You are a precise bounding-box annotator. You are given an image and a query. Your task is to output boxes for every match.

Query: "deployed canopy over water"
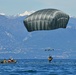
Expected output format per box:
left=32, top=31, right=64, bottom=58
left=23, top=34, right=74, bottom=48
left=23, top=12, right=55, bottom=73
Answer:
left=23, top=9, right=69, bottom=32
left=45, top=48, right=54, bottom=51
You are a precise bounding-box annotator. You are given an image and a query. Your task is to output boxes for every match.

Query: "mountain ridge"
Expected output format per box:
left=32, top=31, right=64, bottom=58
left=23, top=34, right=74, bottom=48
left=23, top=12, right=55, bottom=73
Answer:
left=0, top=15, right=76, bottom=59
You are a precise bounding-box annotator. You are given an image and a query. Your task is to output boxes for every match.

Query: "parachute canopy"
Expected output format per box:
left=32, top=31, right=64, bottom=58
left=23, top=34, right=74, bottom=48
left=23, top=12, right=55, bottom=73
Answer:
left=23, top=9, right=69, bottom=32
left=45, top=48, right=54, bottom=51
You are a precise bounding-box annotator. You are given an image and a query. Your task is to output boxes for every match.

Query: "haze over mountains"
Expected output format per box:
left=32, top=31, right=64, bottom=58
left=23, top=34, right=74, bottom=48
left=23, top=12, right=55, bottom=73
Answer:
left=0, top=12, right=76, bottom=59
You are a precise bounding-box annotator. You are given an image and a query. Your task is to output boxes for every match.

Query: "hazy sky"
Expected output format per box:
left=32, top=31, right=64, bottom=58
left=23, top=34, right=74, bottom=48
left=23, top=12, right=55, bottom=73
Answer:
left=0, top=0, right=76, bottom=16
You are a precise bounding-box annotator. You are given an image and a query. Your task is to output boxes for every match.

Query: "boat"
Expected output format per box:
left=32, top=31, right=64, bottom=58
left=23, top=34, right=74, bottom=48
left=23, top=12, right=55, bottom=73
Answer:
left=0, top=59, right=17, bottom=64
left=48, top=56, right=53, bottom=62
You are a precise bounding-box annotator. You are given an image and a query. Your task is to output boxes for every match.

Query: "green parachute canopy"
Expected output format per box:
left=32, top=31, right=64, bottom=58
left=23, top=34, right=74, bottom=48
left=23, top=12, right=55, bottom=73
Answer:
left=23, top=9, right=69, bottom=32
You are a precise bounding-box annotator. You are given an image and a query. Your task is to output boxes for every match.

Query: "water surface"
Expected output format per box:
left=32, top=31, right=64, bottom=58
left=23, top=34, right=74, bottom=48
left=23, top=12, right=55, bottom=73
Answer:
left=0, top=59, right=76, bottom=75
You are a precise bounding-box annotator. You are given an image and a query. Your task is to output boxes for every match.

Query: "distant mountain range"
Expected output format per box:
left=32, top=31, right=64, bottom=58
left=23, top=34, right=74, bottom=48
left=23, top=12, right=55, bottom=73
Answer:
left=0, top=14, right=76, bottom=59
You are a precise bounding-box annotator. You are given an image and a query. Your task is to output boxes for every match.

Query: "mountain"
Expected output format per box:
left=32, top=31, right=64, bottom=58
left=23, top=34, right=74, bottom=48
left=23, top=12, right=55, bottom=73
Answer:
left=0, top=15, right=76, bottom=59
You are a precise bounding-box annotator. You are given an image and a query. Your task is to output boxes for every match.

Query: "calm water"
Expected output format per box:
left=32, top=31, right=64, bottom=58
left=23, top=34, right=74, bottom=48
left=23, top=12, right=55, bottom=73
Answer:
left=0, top=59, right=76, bottom=75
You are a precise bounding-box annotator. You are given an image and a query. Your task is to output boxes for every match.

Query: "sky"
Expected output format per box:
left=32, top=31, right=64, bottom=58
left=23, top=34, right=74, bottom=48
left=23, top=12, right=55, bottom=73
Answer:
left=0, top=0, right=76, bottom=16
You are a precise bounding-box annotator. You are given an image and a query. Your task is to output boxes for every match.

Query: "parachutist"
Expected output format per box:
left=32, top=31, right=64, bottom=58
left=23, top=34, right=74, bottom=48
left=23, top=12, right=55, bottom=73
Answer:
left=48, top=56, right=53, bottom=62
left=23, top=9, right=69, bottom=61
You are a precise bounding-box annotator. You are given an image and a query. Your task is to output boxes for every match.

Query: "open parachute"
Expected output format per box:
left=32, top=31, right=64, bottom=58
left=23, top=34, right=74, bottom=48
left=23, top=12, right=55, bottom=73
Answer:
left=23, top=9, right=69, bottom=32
